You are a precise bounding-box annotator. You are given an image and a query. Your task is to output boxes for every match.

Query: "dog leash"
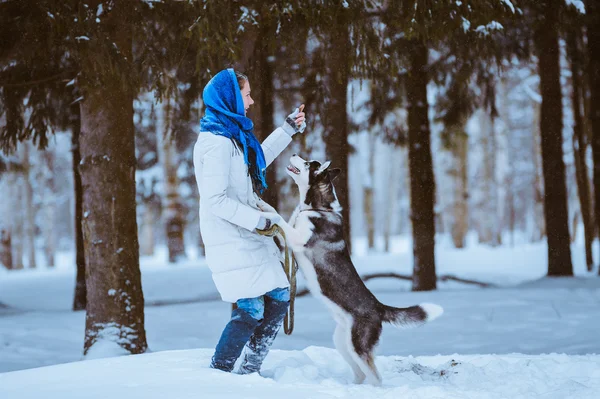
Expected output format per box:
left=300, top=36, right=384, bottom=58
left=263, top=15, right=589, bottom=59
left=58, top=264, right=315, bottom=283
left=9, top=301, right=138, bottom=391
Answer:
left=256, top=224, right=297, bottom=335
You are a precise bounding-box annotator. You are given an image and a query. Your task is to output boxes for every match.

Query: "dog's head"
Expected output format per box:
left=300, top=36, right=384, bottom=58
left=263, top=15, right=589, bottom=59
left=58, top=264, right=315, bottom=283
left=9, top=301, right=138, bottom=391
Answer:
left=286, top=154, right=341, bottom=207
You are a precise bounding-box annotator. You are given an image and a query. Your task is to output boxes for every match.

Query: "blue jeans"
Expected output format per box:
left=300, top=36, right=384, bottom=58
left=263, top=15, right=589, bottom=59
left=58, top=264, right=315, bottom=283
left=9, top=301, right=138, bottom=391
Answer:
left=210, top=287, right=290, bottom=373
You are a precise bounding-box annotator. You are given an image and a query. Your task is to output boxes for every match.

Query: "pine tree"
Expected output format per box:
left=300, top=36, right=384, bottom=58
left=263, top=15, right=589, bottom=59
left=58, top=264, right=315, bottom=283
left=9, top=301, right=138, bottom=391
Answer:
left=374, top=0, right=514, bottom=290
left=533, top=0, right=573, bottom=276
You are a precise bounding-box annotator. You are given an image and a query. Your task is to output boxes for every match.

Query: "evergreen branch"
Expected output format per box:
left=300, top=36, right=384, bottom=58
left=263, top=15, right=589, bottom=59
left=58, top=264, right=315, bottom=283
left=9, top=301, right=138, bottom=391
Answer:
left=0, top=72, right=75, bottom=88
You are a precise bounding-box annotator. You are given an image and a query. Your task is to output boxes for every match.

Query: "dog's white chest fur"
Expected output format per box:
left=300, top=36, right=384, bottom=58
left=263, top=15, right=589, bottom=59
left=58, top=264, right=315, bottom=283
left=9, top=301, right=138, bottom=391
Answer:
left=290, top=210, right=350, bottom=325
left=290, top=211, right=321, bottom=295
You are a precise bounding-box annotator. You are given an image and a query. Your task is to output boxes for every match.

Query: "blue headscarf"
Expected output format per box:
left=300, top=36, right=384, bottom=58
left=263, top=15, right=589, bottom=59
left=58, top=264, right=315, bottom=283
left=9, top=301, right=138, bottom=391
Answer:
left=200, top=68, right=268, bottom=193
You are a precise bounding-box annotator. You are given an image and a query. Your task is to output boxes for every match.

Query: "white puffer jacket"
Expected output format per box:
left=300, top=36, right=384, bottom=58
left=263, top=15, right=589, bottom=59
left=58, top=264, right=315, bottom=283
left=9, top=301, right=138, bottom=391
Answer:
left=193, top=127, right=292, bottom=303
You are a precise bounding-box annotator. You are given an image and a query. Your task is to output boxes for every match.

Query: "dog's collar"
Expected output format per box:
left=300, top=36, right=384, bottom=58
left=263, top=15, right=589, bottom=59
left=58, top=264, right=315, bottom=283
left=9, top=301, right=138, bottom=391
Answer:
left=299, top=208, right=336, bottom=213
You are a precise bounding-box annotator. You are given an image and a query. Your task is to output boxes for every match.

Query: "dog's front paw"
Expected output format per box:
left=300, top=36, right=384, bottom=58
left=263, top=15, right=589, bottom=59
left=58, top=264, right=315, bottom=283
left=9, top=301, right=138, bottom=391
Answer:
left=253, top=193, right=278, bottom=213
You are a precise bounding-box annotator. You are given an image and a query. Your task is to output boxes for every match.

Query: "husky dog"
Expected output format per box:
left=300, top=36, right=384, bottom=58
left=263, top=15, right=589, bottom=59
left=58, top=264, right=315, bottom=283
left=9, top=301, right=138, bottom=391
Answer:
left=256, top=154, right=443, bottom=386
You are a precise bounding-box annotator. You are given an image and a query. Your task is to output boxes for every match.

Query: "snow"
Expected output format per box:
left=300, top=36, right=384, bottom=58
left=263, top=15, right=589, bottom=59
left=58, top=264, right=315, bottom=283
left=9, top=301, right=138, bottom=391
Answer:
left=475, top=21, right=504, bottom=35
left=566, top=0, right=585, bottom=14
left=462, top=17, right=471, bottom=32
left=84, top=339, right=130, bottom=360
left=0, top=236, right=598, bottom=397
left=0, top=348, right=599, bottom=398
left=501, top=0, right=515, bottom=13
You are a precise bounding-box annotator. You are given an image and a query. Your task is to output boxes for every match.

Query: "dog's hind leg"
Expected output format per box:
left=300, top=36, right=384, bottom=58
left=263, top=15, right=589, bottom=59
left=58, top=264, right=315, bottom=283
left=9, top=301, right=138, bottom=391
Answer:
left=333, top=322, right=366, bottom=384
left=348, top=319, right=383, bottom=386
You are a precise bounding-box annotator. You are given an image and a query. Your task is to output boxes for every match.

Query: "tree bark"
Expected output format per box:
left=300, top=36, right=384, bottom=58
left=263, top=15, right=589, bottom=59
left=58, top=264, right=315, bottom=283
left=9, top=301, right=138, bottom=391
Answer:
left=448, top=121, right=469, bottom=249
left=8, top=172, right=24, bottom=270
left=0, top=229, right=11, bottom=269
left=365, top=136, right=375, bottom=250
left=478, top=110, right=501, bottom=246
left=406, top=40, right=436, bottom=291
left=322, top=12, right=352, bottom=253
left=534, top=4, right=573, bottom=276
left=79, top=3, right=147, bottom=355
left=237, top=11, right=278, bottom=207
left=531, top=102, right=546, bottom=242
left=21, top=141, right=36, bottom=268
left=42, top=147, right=57, bottom=268
left=72, top=107, right=87, bottom=312
left=155, top=98, right=186, bottom=263
left=139, top=200, right=157, bottom=257
left=567, top=28, right=594, bottom=271
left=383, top=144, right=398, bottom=252
left=586, top=0, right=600, bottom=274
left=252, top=17, right=278, bottom=208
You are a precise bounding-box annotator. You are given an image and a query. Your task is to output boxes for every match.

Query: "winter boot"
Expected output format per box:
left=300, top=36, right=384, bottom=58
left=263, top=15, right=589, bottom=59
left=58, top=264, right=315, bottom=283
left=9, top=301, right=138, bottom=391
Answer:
left=210, top=307, right=262, bottom=372
left=238, top=297, right=289, bottom=374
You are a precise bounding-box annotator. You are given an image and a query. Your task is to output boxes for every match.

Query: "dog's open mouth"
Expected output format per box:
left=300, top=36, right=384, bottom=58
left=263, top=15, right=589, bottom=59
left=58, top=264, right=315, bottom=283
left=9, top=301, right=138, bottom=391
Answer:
left=287, top=165, right=300, bottom=175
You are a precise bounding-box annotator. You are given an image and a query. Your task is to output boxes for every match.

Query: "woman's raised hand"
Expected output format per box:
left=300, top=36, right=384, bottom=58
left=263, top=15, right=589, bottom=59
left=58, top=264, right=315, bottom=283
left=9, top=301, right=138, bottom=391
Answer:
left=283, top=104, right=307, bottom=135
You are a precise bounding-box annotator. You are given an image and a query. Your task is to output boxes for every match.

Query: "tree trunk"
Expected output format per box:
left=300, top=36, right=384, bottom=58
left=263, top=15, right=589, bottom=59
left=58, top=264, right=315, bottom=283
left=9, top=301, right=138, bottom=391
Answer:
left=406, top=40, right=436, bottom=291
left=0, top=229, right=11, bottom=269
left=323, top=12, right=352, bottom=253
left=42, top=147, right=57, bottom=268
left=79, top=3, right=147, bottom=355
left=570, top=212, right=580, bottom=244
left=252, top=17, right=278, bottom=208
left=156, top=98, right=186, bottom=263
left=586, top=0, right=600, bottom=274
left=567, top=28, right=594, bottom=271
left=534, top=4, right=573, bottom=276
left=72, top=107, right=87, bottom=312
left=21, top=141, right=36, bottom=268
left=478, top=110, right=501, bottom=246
left=8, top=172, right=24, bottom=270
left=383, top=144, right=397, bottom=252
left=448, top=121, right=469, bottom=249
left=531, top=102, right=546, bottom=242
left=139, top=201, right=156, bottom=257
left=365, top=136, right=375, bottom=250
left=239, top=11, right=278, bottom=207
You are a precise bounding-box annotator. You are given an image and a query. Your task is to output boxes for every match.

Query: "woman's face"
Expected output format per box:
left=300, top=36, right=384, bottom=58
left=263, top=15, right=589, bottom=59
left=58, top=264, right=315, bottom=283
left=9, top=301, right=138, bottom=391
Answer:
left=240, top=80, right=254, bottom=115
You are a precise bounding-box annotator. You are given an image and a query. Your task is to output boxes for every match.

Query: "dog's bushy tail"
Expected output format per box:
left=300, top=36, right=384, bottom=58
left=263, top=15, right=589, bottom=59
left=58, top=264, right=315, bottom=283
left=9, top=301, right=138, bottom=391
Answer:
left=380, top=303, right=443, bottom=329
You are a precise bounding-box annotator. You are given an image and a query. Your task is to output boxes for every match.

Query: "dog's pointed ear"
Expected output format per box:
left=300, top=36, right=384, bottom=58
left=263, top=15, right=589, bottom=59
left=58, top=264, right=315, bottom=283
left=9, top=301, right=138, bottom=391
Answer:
left=316, top=161, right=331, bottom=175
left=328, top=168, right=341, bottom=181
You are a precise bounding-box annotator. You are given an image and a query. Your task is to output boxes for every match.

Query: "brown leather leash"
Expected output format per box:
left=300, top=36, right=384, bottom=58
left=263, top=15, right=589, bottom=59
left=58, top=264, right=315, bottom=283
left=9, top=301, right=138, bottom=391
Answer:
left=256, top=224, right=297, bottom=335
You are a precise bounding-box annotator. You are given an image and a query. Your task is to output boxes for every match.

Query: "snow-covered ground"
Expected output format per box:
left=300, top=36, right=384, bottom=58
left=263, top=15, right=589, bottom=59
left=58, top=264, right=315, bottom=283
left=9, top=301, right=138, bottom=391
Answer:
left=0, top=235, right=599, bottom=397
left=2, top=348, right=600, bottom=399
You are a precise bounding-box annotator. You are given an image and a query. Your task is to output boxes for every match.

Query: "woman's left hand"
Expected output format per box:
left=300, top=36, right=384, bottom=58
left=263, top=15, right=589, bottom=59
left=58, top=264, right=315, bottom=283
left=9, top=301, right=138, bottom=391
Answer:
left=254, top=193, right=277, bottom=213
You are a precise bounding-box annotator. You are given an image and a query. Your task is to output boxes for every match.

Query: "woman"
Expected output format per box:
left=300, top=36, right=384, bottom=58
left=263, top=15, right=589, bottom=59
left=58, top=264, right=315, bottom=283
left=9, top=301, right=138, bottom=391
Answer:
left=193, top=68, right=306, bottom=374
